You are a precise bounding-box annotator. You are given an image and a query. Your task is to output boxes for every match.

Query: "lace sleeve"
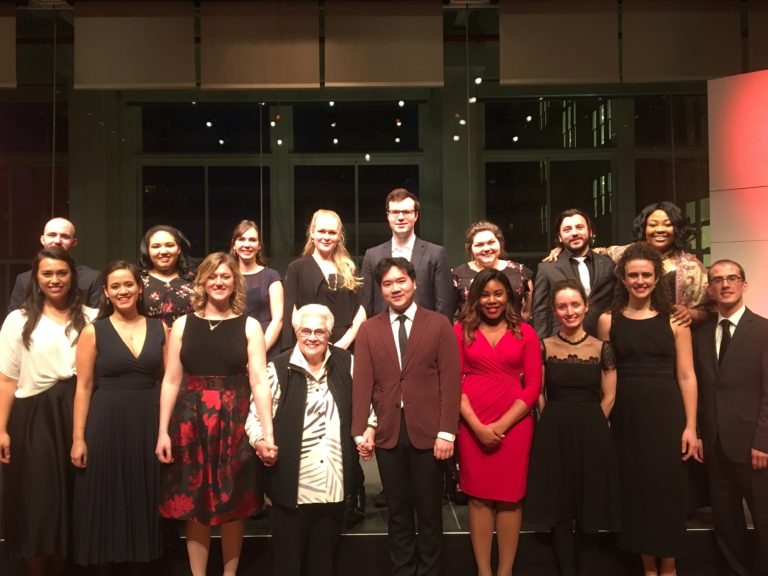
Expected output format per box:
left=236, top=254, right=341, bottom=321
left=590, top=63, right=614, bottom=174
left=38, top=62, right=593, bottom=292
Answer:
left=601, top=340, right=616, bottom=371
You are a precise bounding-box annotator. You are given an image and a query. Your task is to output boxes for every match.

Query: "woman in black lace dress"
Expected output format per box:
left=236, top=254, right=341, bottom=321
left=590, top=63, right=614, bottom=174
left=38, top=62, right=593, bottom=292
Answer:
left=526, top=279, right=620, bottom=576
left=139, top=225, right=196, bottom=327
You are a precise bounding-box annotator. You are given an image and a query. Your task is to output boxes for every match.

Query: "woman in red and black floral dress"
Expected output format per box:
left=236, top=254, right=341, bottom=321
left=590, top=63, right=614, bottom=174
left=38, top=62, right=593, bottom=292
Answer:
left=156, top=252, right=276, bottom=576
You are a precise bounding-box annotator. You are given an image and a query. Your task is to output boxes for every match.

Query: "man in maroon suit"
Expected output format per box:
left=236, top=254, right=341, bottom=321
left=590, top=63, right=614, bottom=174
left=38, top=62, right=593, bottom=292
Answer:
left=353, top=257, right=461, bottom=576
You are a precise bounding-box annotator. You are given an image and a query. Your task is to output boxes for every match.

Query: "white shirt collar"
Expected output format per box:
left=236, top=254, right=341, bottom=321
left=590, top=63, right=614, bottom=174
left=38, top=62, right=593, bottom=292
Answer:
left=388, top=301, right=417, bottom=324
left=289, top=344, right=331, bottom=375
left=718, top=304, right=746, bottom=327
left=391, top=232, right=416, bottom=252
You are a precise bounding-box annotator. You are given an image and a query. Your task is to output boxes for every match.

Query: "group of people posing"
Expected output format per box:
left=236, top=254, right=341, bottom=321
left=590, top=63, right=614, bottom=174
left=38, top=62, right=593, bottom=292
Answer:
left=0, top=190, right=765, bottom=576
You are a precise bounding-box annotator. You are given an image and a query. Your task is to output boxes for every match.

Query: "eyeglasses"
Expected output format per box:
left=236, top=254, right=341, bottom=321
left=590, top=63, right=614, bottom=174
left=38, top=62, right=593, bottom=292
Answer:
left=387, top=210, right=417, bottom=217
left=709, top=274, right=743, bottom=285
left=297, top=328, right=329, bottom=339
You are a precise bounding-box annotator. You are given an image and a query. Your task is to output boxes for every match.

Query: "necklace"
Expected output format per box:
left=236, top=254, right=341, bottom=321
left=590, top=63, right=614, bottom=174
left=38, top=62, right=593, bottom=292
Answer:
left=556, top=331, right=589, bottom=345
left=207, top=319, right=224, bottom=331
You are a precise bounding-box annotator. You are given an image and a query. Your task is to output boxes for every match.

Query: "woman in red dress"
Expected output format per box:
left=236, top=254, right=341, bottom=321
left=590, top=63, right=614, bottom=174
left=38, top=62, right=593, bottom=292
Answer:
left=455, top=268, right=542, bottom=576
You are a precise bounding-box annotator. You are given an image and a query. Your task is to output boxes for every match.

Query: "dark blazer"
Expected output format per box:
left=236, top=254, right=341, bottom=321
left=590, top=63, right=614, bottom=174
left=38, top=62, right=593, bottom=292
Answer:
left=693, top=308, right=768, bottom=464
left=267, top=346, right=354, bottom=508
left=352, top=306, right=461, bottom=450
left=360, top=238, right=455, bottom=321
left=7, top=264, right=102, bottom=314
left=532, top=249, right=615, bottom=338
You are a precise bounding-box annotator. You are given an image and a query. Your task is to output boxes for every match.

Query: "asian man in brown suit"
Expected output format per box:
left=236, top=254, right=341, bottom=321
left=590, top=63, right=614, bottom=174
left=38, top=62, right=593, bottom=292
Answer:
left=352, top=257, right=461, bottom=576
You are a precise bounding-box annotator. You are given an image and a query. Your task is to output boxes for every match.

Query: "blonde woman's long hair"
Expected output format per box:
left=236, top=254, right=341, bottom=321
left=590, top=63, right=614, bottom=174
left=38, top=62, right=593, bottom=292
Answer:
left=190, top=252, right=246, bottom=314
left=301, top=209, right=361, bottom=291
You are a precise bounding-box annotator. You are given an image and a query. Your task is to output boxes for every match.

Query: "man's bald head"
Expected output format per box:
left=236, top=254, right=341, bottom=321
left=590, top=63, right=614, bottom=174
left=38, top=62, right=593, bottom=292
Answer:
left=40, top=217, right=77, bottom=251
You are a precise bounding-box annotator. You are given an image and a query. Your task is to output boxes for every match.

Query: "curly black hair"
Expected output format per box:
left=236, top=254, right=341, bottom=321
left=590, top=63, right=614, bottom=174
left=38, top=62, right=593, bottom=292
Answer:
left=631, top=201, right=694, bottom=253
left=610, top=242, right=672, bottom=315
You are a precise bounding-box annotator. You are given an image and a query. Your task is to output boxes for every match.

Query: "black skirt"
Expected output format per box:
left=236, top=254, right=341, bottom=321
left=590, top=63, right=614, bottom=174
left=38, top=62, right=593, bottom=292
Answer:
left=1, top=378, right=76, bottom=559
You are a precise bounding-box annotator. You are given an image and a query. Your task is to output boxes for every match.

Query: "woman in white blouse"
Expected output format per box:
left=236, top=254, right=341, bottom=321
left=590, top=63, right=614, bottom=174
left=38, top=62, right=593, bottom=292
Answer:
left=0, top=247, right=97, bottom=575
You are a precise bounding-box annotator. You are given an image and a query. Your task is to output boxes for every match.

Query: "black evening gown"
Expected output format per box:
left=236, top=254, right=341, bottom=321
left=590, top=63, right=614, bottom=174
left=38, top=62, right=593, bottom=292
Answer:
left=73, top=317, right=165, bottom=564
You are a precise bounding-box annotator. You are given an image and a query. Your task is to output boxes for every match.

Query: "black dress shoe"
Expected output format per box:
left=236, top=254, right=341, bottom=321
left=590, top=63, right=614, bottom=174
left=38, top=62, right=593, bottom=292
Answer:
left=345, top=487, right=366, bottom=528
left=372, top=489, right=387, bottom=508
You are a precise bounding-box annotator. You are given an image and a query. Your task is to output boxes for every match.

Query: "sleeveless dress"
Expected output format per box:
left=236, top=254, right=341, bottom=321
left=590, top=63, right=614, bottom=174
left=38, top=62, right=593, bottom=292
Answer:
left=159, top=314, right=260, bottom=525
left=243, top=267, right=282, bottom=359
left=610, top=313, right=687, bottom=557
left=73, top=317, right=165, bottom=564
left=454, top=322, right=542, bottom=502
left=525, top=335, right=621, bottom=533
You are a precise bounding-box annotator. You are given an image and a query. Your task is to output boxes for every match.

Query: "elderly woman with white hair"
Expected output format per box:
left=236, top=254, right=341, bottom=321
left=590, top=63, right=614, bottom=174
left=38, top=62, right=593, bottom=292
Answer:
left=247, top=304, right=371, bottom=576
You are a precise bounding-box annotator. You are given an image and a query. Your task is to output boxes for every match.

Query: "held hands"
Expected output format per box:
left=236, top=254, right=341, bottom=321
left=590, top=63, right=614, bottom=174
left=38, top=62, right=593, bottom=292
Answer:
left=681, top=427, right=702, bottom=462
left=357, top=427, right=376, bottom=461
left=254, top=439, right=279, bottom=467
left=0, top=432, right=10, bottom=464
left=155, top=432, right=174, bottom=464
left=70, top=440, right=87, bottom=468
left=474, top=423, right=504, bottom=450
left=433, top=437, right=454, bottom=461
left=752, top=448, right=768, bottom=471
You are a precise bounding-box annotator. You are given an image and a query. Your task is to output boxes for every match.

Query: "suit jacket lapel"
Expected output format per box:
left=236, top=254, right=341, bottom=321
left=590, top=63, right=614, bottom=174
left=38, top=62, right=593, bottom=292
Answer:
left=554, top=253, right=574, bottom=281
left=702, top=319, right=719, bottom=374
left=410, top=238, right=426, bottom=273
left=375, top=312, right=401, bottom=372
left=402, top=306, right=429, bottom=371
left=721, top=309, right=753, bottom=370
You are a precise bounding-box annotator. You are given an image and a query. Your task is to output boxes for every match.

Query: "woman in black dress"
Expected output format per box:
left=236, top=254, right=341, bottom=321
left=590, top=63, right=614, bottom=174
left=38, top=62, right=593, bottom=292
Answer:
left=230, top=219, right=283, bottom=358
left=139, top=225, right=196, bottom=327
left=71, top=261, right=166, bottom=567
left=597, top=243, right=700, bottom=576
left=282, top=209, right=366, bottom=350
left=156, top=252, right=275, bottom=576
left=526, top=279, right=620, bottom=576
left=453, top=221, right=533, bottom=320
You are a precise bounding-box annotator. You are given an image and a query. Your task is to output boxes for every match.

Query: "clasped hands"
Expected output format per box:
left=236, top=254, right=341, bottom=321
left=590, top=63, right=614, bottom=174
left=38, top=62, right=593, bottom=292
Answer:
left=355, top=426, right=455, bottom=461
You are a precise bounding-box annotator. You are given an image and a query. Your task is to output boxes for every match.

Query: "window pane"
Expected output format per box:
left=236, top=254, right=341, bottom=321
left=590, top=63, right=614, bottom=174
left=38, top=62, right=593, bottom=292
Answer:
left=293, top=102, right=419, bottom=153
left=0, top=103, right=68, bottom=153
left=142, top=103, right=271, bottom=154
left=142, top=166, right=205, bottom=257
left=358, top=165, right=419, bottom=254
left=485, top=162, right=548, bottom=254
left=485, top=98, right=614, bottom=150
left=293, top=166, right=356, bottom=257
left=635, top=95, right=707, bottom=148
left=208, top=166, right=271, bottom=255
left=550, top=160, right=614, bottom=247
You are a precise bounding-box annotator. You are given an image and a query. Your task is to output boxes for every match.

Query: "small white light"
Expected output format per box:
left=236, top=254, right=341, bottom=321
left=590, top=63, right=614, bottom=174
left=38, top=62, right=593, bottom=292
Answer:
left=277, top=139, right=283, bottom=146
left=218, top=139, right=225, bottom=145
left=512, top=136, right=519, bottom=142
left=453, top=134, right=460, bottom=142
left=468, top=96, right=477, bottom=104
left=364, top=154, right=371, bottom=161
left=395, top=137, right=401, bottom=143
left=331, top=122, right=337, bottom=128
left=333, top=138, right=339, bottom=144
left=329, top=101, right=335, bottom=107
left=398, top=100, right=405, bottom=107
left=526, top=115, right=532, bottom=122
left=474, top=77, right=483, bottom=85
left=270, top=121, right=276, bottom=127
left=396, top=119, right=402, bottom=127
left=206, top=121, right=213, bottom=128
left=191, top=101, right=197, bottom=105
left=459, top=119, right=467, bottom=125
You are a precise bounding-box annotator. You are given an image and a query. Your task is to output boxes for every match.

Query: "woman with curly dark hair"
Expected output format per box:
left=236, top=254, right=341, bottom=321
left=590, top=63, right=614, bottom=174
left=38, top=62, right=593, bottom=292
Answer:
left=139, top=225, right=197, bottom=327
left=0, top=247, right=96, bottom=576
left=156, top=252, right=275, bottom=576
left=597, top=243, right=700, bottom=576
left=455, top=268, right=542, bottom=576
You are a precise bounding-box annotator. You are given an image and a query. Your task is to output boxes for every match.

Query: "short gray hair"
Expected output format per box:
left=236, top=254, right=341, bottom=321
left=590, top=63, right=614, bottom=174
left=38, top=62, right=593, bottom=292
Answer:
left=292, top=303, right=335, bottom=334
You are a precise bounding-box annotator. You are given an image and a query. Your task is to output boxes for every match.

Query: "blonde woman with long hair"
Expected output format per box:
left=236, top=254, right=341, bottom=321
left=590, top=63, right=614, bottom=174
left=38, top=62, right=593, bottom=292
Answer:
left=282, top=209, right=366, bottom=351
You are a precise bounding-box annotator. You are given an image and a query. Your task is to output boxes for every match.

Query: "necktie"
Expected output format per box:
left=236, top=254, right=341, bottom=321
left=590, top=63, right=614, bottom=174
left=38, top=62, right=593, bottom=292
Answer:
left=719, top=319, right=732, bottom=365
left=573, top=256, right=591, bottom=296
left=397, top=314, right=408, bottom=366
